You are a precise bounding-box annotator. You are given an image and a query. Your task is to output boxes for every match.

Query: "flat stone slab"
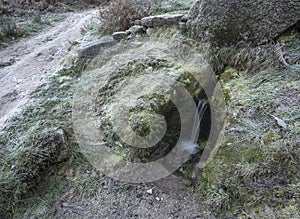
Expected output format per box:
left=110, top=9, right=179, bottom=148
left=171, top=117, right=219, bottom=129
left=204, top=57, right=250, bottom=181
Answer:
left=77, top=38, right=118, bottom=58
left=141, top=14, right=184, bottom=28
left=112, top=31, right=128, bottom=41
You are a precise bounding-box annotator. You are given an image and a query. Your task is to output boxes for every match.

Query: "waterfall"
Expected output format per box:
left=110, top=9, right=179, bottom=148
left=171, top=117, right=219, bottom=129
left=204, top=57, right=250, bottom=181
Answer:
left=191, top=100, right=208, bottom=144
left=177, top=100, right=208, bottom=156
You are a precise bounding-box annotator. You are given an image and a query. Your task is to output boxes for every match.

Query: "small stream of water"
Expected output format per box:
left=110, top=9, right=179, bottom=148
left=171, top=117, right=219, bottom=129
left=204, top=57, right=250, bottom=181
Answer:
left=178, top=99, right=208, bottom=156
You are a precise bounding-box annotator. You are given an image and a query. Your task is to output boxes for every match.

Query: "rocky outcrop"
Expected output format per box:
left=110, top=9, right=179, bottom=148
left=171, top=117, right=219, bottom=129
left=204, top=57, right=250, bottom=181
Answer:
left=187, top=0, right=300, bottom=46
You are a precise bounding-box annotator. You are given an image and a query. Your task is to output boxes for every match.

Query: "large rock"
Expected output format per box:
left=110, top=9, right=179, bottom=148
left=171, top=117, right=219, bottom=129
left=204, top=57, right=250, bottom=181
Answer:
left=141, top=14, right=184, bottom=28
left=77, top=38, right=118, bottom=58
left=187, top=0, right=300, bottom=46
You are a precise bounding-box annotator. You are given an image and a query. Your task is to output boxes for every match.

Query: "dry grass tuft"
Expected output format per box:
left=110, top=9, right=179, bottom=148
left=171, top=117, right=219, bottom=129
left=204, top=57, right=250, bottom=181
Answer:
left=99, top=0, right=157, bottom=34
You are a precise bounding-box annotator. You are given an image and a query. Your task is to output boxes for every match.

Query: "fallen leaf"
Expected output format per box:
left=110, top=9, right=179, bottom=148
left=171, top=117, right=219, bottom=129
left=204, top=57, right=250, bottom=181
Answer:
left=270, top=114, right=287, bottom=129
left=64, top=168, right=74, bottom=177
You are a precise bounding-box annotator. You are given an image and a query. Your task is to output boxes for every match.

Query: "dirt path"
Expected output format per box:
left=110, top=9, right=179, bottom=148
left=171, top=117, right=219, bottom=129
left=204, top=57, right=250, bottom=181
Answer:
left=0, top=9, right=98, bottom=127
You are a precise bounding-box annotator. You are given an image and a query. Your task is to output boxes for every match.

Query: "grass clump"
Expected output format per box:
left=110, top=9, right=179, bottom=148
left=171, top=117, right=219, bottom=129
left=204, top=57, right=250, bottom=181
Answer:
left=0, top=13, right=62, bottom=48
left=0, top=52, right=91, bottom=217
left=25, top=13, right=62, bottom=34
left=0, top=18, right=25, bottom=45
left=207, top=27, right=300, bottom=76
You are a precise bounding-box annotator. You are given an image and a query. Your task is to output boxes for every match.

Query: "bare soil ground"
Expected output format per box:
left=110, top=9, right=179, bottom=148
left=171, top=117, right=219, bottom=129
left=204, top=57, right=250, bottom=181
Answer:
left=0, top=9, right=98, bottom=127
left=50, top=174, right=206, bottom=218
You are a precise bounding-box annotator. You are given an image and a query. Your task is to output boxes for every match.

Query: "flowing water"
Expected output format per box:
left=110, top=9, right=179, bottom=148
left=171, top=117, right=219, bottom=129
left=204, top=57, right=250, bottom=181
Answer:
left=178, top=99, right=208, bottom=156
left=191, top=100, right=208, bottom=144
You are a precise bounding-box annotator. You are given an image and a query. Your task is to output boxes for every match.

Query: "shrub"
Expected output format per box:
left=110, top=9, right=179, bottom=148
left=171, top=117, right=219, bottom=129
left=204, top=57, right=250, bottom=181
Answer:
left=99, top=0, right=157, bottom=34
left=0, top=18, right=25, bottom=43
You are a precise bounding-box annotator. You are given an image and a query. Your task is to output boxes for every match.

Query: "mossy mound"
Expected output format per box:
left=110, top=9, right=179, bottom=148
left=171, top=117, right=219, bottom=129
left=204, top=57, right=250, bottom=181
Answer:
left=73, top=35, right=218, bottom=182
left=197, top=33, right=300, bottom=217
